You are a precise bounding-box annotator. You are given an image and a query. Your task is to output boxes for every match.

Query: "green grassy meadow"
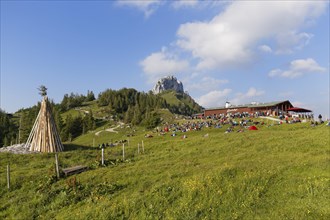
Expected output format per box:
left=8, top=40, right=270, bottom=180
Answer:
left=0, top=121, right=329, bottom=219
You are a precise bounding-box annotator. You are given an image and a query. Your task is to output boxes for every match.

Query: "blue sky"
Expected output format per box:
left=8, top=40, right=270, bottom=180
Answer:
left=1, top=0, right=329, bottom=118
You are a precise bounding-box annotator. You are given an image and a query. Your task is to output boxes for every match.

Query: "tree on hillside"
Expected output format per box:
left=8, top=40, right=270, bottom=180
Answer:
left=0, top=110, right=12, bottom=146
left=60, top=93, right=86, bottom=111
left=53, top=107, right=64, bottom=133
left=61, top=114, right=72, bottom=141
left=124, top=106, right=134, bottom=124
left=142, top=108, right=161, bottom=129
left=97, top=88, right=170, bottom=125
left=131, top=105, right=142, bottom=125
left=61, top=112, right=96, bottom=141
left=82, top=111, right=96, bottom=134
left=86, top=90, right=95, bottom=101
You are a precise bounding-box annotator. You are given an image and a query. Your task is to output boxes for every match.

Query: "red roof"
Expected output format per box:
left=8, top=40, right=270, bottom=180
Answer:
left=287, top=107, right=312, bottom=113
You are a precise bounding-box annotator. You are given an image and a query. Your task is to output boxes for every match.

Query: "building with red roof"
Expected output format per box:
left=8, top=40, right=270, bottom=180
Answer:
left=203, top=100, right=306, bottom=117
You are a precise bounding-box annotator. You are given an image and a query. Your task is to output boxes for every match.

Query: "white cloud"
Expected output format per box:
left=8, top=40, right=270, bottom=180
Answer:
left=186, top=77, right=228, bottom=92
left=176, top=1, right=327, bottom=70
left=268, top=58, right=326, bottom=78
left=116, top=0, right=163, bottom=18
left=140, top=48, right=189, bottom=83
left=172, top=0, right=199, bottom=9
left=245, top=87, right=265, bottom=97
left=196, top=89, right=232, bottom=108
left=258, top=45, right=272, bottom=53
left=268, top=69, right=282, bottom=77
left=196, top=87, right=265, bottom=108
left=275, top=32, right=313, bottom=54
left=231, top=87, right=265, bottom=105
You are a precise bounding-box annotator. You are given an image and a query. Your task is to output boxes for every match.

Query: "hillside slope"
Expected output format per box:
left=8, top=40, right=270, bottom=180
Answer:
left=1, top=85, right=205, bottom=147
left=159, top=90, right=203, bottom=115
left=0, top=122, right=329, bottom=219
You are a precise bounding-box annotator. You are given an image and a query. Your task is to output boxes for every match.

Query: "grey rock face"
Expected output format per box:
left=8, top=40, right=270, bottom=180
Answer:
left=152, top=76, right=184, bottom=94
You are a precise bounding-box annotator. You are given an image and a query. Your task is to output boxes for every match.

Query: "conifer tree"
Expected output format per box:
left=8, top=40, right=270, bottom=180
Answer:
left=132, top=105, right=142, bottom=125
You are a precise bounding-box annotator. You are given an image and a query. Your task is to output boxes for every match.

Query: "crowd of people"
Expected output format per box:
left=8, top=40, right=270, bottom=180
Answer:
left=154, top=111, right=328, bottom=136
left=155, top=115, right=265, bottom=136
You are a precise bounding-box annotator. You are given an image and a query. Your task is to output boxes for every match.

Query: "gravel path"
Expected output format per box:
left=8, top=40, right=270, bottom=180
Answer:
left=95, top=123, right=123, bottom=136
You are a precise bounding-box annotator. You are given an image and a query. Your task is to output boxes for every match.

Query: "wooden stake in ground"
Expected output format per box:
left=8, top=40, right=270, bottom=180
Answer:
left=55, top=153, right=60, bottom=179
left=25, top=91, right=64, bottom=153
left=122, top=144, right=125, bottom=161
left=7, top=164, right=10, bottom=190
left=101, top=148, right=104, bottom=165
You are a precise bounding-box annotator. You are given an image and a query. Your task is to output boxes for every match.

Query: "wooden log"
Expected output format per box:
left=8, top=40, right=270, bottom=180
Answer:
left=25, top=109, right=41, bottom=148
left=49, top=102, right=64, bottom=152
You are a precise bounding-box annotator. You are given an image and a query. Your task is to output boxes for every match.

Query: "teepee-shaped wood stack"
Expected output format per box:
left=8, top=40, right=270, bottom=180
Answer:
left=25, top=96, right=64, bottom=153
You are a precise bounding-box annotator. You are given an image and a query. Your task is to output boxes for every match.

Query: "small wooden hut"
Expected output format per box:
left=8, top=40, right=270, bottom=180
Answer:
left=25, top=95, right=64, bottom=153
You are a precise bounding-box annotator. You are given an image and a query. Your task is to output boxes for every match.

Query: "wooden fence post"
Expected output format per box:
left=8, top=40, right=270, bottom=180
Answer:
left=55, top=153, right=60, bottom=179
left=7, top=164, right=10, bottom=190
left=122, top=144, right=125, bottom=161
left=101, top=148, right=104, bottom=165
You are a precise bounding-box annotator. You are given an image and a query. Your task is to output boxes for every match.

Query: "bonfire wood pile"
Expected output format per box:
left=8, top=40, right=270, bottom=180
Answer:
left=25, top=96, right=64, bottom=153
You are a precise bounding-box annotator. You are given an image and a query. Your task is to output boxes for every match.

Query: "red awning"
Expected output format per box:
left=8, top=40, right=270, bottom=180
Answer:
left=287, top=107, right=312, bottom=113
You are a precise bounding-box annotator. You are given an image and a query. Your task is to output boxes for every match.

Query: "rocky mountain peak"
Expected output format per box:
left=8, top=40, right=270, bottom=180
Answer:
left=152, top=76, right=184, bottom=94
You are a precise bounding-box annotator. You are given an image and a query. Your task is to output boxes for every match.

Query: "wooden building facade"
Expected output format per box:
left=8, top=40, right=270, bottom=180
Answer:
left=204, top=100, right=294, bottom=117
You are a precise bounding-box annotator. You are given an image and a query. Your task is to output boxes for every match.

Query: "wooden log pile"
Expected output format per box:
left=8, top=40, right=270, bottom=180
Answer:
left=25, top=96, right=64, bottom=152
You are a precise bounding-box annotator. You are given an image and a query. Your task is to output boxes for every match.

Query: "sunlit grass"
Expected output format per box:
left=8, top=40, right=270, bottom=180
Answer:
left=0, top=122, right=329, bottom=219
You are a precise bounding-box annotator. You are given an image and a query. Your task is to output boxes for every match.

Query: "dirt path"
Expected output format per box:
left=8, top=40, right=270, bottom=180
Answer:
left=95, top=123, right=123, bottom=136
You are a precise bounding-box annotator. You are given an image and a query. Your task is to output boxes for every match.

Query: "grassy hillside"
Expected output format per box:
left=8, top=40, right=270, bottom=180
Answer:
left=159, top=90, right=203, bottom=114
left=61, top=92, right=179, bottom=122
left=160, top=90, right=182, bottom=106
left=0, top=121, right=329, bottom=219
left=61, top=100, right=110, bottom=120
left=2, top=88, right=199, bottom=147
